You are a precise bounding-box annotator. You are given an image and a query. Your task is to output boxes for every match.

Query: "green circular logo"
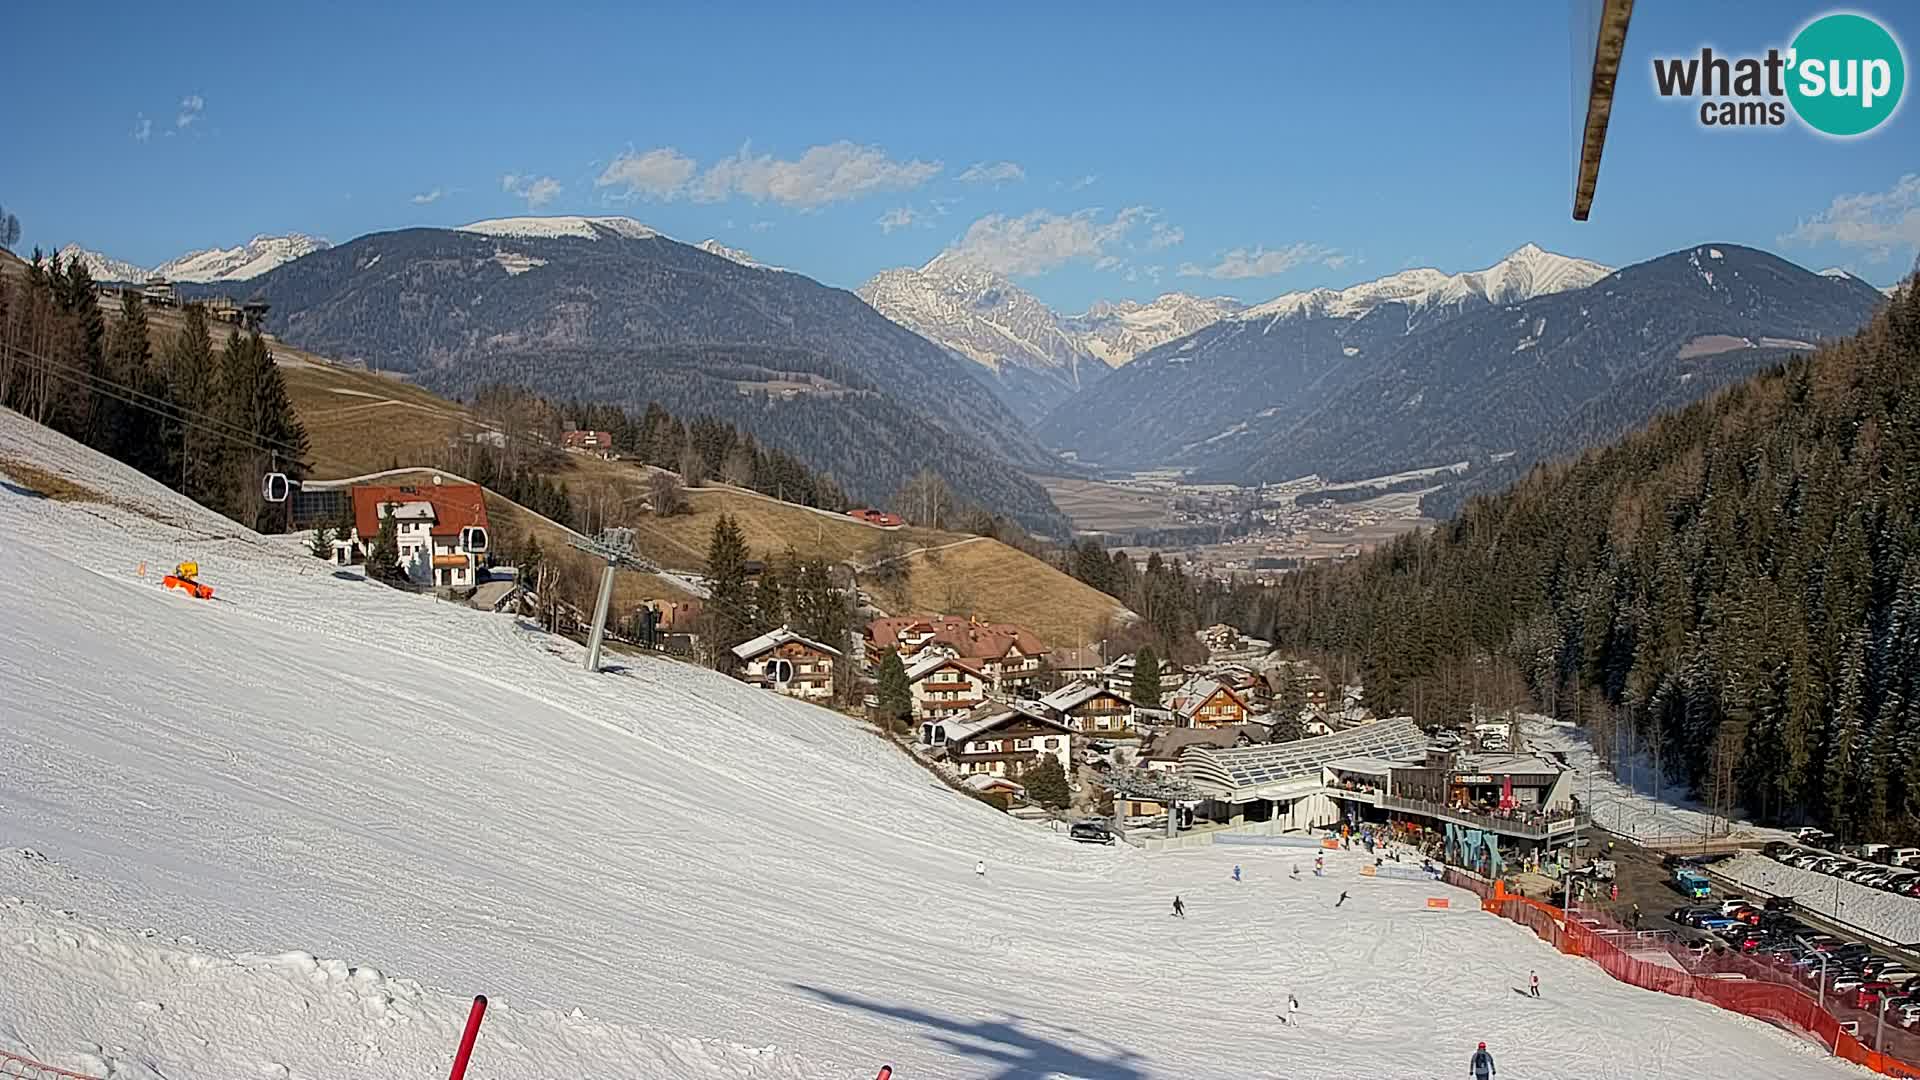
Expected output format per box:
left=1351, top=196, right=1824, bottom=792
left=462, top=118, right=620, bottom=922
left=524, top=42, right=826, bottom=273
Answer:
left=1788, top=13, right=1905, bottom=136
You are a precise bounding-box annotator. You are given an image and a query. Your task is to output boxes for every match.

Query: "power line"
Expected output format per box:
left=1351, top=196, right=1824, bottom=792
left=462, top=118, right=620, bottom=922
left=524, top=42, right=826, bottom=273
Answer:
left=3, top=342, right=311, bottom=463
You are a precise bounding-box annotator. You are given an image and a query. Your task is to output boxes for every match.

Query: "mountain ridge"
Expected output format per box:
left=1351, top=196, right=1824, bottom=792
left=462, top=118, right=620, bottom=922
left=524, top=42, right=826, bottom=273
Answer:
left=56, top=234, right=329, bottom=284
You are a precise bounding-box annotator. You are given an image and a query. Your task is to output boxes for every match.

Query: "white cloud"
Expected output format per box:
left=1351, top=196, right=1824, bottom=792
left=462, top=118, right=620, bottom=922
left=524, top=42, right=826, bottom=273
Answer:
left=1055, top=174, right=1098, bottom=192
left=939, top=206, right=1150, bottom=276
left=876, top=207, right=925, bottom=234
left=1178, top=242, right=1344, bottom=280
left=1782, top=173, right=1920, bottom=264
left=749, top=220, right=773, bottom=233
left=132, top=114, right=151, bottom=142
left=956, top=160, right=1025, bottom=185
left=595, top=147, right=699, bottom=200
left=176, top=95, right=204, bottom=129
left=501, top=173, right=562, bottom=208
left=693, top=141, right=941, bottom=208
left=1147, top=222, right=1184, bottom=250
left=411, top=188, right=446, bottom=205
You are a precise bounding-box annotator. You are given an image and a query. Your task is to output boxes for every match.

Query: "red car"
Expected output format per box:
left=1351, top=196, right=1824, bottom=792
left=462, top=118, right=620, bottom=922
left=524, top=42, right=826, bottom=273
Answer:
left=1857, top=981, right=1902, bottom=1009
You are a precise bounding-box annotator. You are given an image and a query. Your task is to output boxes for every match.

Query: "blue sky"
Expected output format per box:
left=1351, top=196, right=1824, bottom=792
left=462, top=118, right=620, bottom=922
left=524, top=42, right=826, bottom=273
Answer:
left=2, top=1, right=1915, bottom=311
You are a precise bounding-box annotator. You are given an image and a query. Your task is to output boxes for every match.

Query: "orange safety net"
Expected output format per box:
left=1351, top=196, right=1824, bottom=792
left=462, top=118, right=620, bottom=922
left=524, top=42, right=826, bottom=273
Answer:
left=1473, top=881, right=1920, bottom=1078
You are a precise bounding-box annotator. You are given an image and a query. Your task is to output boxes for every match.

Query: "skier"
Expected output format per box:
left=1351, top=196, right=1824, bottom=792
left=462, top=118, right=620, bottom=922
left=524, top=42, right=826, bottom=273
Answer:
left=1313, top=853, right=1325, bottom=877
left=1233, top=864, right=1242, bottom=883
left=1290, top=864, right=1301, bottom=880
left=975, top=859, right=985, bottom=879
left=1529, top=970, right=1540, bottom=998
left=1335, top=890, right=1350, bottom=908
left=1278, top=994, right=1300, bottom=1024
left=1470, top=1041, right=1496, bottom=1079
left=1631, top=903, right=1642, bottom=930
left=1171, top=895, right=1186, bottom=918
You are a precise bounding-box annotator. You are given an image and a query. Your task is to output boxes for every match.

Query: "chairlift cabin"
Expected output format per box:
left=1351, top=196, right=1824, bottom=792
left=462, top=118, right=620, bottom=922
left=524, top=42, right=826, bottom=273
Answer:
left=767, top=657, right=795, bottom=686
left=460, top=525, right=489, bottom=553
left=262, top=471, right=290, bottom=503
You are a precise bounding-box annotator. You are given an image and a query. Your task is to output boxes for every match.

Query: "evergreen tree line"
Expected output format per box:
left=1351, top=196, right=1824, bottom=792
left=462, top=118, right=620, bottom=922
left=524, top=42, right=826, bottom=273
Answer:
left=1233, top=286, right=1920, bottom=841
left=1057, top=538, right=1252, bottom=665
left=0, top=250, right=308, bottom=532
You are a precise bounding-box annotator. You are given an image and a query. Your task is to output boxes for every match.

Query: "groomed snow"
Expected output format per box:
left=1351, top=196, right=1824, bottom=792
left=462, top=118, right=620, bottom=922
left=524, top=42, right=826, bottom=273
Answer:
left=1521, top=716, right=1787, bottom=845
left=0, top=410, right=1866, bottom=1079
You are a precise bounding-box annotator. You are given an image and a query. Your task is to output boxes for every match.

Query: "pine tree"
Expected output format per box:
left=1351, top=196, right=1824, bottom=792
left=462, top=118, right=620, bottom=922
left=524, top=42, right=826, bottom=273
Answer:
left=1132, top=646, right=1162, bottom=707
left=754, top=549, right=787, bottom=632
left=308, top=524, right=334, bottom=560
left=705, top=513, right=752, bottom=664
left=365, top=504, right=406, bottom=584
left=1022, top=755, right=1071, bottom=810
left=876, top=649, right=912, bottom=733
left=166, top=305, right=226, bottom=510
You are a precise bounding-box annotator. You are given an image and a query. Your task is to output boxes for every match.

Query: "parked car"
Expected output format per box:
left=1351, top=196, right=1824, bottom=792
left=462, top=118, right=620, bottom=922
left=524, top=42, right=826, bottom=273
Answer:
left=1762, top=895, right=1796, bottom=912
left=1718, top=897, right=1754, bottom=916
left=1893, top=847, right=1920, bottom=868
left=1068, top=820, right=1115, bottom=846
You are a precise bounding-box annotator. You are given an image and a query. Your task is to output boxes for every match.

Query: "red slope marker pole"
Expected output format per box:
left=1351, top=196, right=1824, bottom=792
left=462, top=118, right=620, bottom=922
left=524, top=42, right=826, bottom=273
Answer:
left=875, top=1068, right=893, bottom=1080
left=449, top=994, right=489, bottom=1080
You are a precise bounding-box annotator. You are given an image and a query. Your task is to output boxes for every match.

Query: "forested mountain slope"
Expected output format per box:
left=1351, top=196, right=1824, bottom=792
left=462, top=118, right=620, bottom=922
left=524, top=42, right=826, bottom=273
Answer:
left=1247, top=281, right=1920, bottom=839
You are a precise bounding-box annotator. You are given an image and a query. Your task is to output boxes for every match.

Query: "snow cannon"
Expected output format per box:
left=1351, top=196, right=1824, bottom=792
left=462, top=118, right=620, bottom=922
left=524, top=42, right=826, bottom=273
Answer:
left=163, top=561, right=214, bottom=600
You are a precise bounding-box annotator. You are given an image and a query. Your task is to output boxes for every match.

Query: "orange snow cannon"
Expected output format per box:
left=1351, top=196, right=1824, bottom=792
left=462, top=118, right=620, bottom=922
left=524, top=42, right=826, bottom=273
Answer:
left=163, top=561, right=215, bottom=600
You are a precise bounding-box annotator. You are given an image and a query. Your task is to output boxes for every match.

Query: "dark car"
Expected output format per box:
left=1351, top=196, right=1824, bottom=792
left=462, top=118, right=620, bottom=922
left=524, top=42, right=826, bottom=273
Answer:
left=1069, top=821, right=1115, bottom=846
left=1763, top=895, right=1796, bottom=912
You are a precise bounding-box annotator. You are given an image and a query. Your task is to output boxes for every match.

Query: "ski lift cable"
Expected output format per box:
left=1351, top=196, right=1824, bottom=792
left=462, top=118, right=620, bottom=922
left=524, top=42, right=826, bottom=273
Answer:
left=4, top=341, right=313, bottom=458
left=3, top=343, right=313, bottom=463
left=12, top=352, right=308, bottom=470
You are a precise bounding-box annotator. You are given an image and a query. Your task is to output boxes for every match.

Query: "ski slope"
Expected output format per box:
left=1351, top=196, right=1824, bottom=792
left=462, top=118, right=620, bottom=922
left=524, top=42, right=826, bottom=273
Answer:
left=0, top=409, right=1867, bottom=1079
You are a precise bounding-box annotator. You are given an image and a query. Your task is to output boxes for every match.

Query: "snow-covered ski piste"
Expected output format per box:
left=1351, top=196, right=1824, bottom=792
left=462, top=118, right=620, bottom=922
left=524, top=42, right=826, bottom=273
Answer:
left=0, top=405, right=1870, bottom=1078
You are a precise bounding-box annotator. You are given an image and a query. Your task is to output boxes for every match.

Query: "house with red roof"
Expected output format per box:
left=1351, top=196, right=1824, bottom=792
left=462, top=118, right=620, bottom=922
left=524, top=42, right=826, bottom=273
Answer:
left=866, top=614, right=1050, bottom=695
left=904, top=653, right=992, bottom=723
left=341, top=480, right=492, bottom=590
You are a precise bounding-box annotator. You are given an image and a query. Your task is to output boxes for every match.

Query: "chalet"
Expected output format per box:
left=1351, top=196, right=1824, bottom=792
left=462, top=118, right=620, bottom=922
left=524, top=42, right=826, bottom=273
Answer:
left=562, top=429, right=617, bottom=457
left=867, top=614, right=1048, bottom=694
left=342, top=481, right=491, bottom=590
left=922, top=701, right=1074, bottom=781
left=1170, top=678, right=1250, bottom=729
left=141, top=276, right=176, bottom=307
left=731, top=626, right=842, bottom=701
left=1214, top=665, right=1271, bottom=712
left=905, top=653, right=992, bottom=722
left=1121, top=725, right=1267, bottom=817
left=1098, top=652, right=1176, bottom=701
left=1038, top=681, right=1137, bottom=735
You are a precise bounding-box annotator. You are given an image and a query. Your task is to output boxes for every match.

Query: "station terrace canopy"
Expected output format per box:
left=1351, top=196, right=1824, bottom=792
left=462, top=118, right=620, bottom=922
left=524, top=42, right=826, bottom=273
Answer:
left=1180, top=718, right=1429, bottom=797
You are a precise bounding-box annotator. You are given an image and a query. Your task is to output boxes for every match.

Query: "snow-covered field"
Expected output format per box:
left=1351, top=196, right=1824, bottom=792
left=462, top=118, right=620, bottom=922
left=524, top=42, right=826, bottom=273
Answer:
left=1714, top=853, right=1920, bottom=946
left=0, top=411, right=1866, bottom=1079
left=1521, top=716, right=1787, bottom=844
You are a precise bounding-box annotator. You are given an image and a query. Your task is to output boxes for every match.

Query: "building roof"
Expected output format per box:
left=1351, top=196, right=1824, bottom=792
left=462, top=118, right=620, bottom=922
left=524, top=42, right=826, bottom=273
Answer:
left=904, top=652, right=985, bottom=683
left=1179, top=718, right=1428, bottom=794
left=936, top=701, right=1072, bottom=745
left=351, top=482, right=489, bottom=543
left=1039, top=680, right=1132, bottom=713
left=1453, top=753, right=1566, bottom=777
left=1173, top=678, right=1246, bottom=720
left=730, top=626, right=844, bottom=661
left=867, top=614, right=1048, bottom=663
left=1143, top=725, right=1267, bottom=762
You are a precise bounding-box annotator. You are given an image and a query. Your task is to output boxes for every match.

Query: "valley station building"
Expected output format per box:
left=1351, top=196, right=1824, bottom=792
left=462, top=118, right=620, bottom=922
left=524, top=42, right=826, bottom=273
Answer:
left=1171, top=719, right=1588, bottom=876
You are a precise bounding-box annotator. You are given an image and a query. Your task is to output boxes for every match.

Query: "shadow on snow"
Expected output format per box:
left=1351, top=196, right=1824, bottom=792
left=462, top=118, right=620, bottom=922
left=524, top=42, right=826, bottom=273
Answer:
left=791, top=983, right=1152, bottom=1080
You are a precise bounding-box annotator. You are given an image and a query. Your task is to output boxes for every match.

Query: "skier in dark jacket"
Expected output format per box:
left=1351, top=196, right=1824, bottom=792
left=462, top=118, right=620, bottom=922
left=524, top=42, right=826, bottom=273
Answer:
left=1470, top=1042, right=1496, bottom=1078
left=1335, top=890, right=1350, bottom=907
left=1171, top=895, right=1185, bottom=918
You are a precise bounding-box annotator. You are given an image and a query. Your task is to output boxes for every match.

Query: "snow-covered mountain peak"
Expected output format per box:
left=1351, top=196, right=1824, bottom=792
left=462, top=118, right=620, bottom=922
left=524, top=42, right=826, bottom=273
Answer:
left=156, top=233, right=331, bottom=283
left=1238, top=245, right=1610, bottom=325
left=694, top=238, right=782, bottom=272
left=54, top=244, right=149, bottom=284
left=457, top=216, right=659, bottom=242
left=51, top=234, right=328, bottom=284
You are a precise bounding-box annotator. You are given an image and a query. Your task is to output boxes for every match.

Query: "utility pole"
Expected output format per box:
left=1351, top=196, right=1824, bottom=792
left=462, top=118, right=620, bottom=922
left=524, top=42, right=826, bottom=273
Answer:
left=569, top=526, right=659, bottom=674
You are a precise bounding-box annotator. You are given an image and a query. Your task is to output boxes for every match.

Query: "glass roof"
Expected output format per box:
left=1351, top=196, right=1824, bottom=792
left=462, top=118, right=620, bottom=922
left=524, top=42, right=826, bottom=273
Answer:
left=1181, top=719, right=1428, bottom=792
